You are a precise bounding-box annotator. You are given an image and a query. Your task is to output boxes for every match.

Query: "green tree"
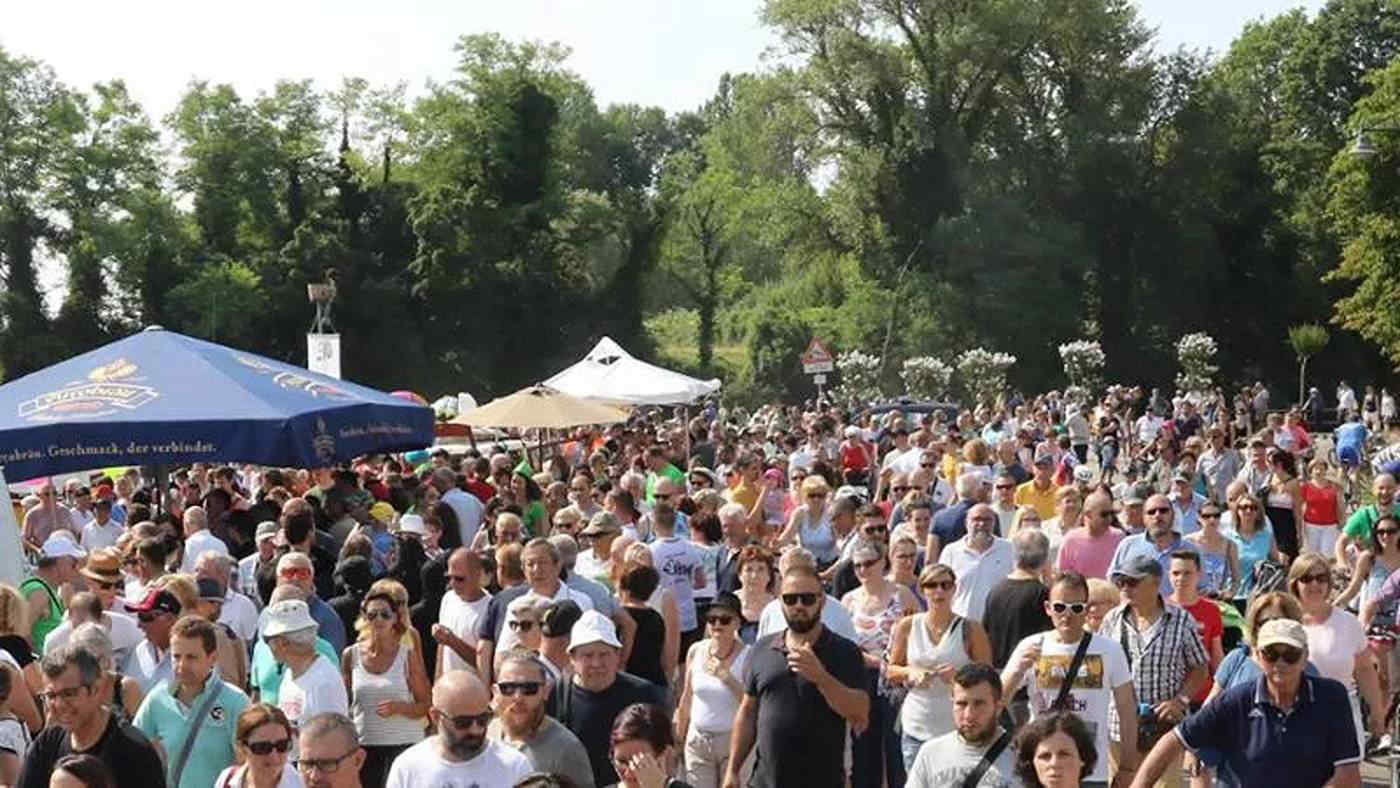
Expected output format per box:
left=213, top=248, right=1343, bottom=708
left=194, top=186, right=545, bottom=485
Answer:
left=1287, top=324, right=1330, bottom=403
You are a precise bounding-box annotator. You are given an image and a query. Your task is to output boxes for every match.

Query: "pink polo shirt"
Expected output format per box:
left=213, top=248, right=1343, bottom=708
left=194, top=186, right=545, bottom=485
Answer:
left=1055, top=526, right=1124, bottom=579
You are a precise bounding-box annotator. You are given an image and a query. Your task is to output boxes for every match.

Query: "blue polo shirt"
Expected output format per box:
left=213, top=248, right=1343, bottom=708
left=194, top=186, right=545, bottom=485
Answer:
left=1177, top=674, right=1359, bottom=787
left=132, top=674, right=250, bottom=788
left=1107, top=532, right=1197, bottom=595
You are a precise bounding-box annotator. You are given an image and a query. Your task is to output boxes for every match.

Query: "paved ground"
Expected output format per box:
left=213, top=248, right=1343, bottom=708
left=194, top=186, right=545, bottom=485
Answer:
left=1364, top=754, right=1393, bottom=786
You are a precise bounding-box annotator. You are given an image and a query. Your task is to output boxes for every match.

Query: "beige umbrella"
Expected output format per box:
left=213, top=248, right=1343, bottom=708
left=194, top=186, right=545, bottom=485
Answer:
left=452, top=384, right=630, bottom=429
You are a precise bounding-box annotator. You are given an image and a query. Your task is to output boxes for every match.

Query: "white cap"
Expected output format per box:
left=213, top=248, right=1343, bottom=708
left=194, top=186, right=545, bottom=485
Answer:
left=1073, top=465, right=1094, bottom=484
left=260, top=600, right=317, bottom=639
left=41, top=532, right=85, bottom=560
left=844, top=425, right=861, bottom=439
left=397, top=513, right=426, bottom=535
left=568, top=609, right=621, bottom=652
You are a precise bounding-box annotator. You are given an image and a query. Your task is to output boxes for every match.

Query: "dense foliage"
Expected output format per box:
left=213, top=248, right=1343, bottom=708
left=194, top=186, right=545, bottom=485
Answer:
left=3, top=1, right=1400, bottom=405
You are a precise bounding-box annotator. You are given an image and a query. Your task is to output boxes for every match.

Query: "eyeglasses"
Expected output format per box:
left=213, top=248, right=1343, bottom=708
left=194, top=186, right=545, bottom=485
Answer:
left=245, top=737, right=292, bottom=755
left=1145, top=507, right=1170, bottom=515
left=864, top=525, right=887, bottom=535
left=39, top=684, right=90, bottom=703
left=854, top=559, right=882, bottom=571
left=1298, top=573, right=1330, bottom=586
left=921, top=580, right=955, bottom=592
left=363, top=609, right=395, bottom=621
left=1050, top=601, right=1088, bottom=615
left=781, top=592, right=819, bottom=607
left=1260, top=645, right=1304, bottom=665
left=1380, top=529, right=1400, bottom=537
left=1200, top=512, right=1220, bottom=520
left=1113, top=576, right=1142, bottom=589
left=495, top=681, right=543, bottom=697
left=508, top=620, right=538, bottom=632
left=297, top=748, right=358, bottom=774
left=706, top=614, right=736, bottom=626
left=434, top=708, right=493, bottom=730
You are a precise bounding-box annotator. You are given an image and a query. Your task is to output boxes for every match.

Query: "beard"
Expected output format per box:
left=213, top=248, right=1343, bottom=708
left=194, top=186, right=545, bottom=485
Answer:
left=785, top=610, right=818, bottom=634
left=959, top=718, right=998, bottom=747
left=442, top=725, right=487, bottom=760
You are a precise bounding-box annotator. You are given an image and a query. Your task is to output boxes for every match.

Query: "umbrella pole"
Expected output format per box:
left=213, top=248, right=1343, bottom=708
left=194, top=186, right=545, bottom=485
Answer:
left=683, top=405, right=690, bottom=466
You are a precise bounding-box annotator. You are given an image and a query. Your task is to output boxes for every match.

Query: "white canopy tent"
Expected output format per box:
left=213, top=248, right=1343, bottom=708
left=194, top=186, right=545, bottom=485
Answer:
left=544, top=337, right=721, bottom=406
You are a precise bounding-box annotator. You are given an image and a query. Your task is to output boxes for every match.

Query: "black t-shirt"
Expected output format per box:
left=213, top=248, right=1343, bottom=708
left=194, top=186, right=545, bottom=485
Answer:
left=17, top=713, right=166, bottom=788
left=982, top=577, right=1051, bottom=671
left=623, top=605, right=667, bottom=686
left=745, top=627, right=866, bottom=788
left=0, top=635, right=34, bottom=667
left=547, top=671, right=666, bottom=787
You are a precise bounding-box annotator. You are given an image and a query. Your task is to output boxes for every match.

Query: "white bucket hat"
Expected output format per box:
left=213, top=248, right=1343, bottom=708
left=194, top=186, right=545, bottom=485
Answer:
left=261, top=600, right=317, bottom=639
left=568, top=609, right=621, bottom=652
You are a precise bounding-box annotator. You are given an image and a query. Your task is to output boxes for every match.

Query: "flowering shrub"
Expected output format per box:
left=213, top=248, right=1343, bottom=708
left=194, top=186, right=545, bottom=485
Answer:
left=901, top=356, right=953, bottom=400
left=1175, top=332, right=1218, bottom=398
left=1058, top=340, right=1105, bottom=394
left=957, top=348, right=1016, bottom=406
left=834, top=350, right=884, bottom=405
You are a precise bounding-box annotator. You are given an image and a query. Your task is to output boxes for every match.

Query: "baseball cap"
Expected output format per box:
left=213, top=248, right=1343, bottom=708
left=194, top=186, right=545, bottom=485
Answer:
left=1123, top=483, right=1152, bottom=505
left=541, top=599, right=583, bottom=638
left=1256, top=618, right=1308, bottom=651
left=708, top=591, right=742, bottom=618
left=41, top=533, right=85, bottom=561
left=369, top=502, right=396, bottom=525
left=255, top=521, right=279, bottom=544
left=568, top=609, right=622, bottom=652
left=1113, top=555, right=1163, bottom=580
left=579, top=512, right=621, bottom=537
left=125, top=589, right=181, bottom=616
left=1073, top=466, right=1094, bottom=484
left=1172, top=471, right=1192, bottom=484
left=396, top=513, right=426, bottom=535
left=261, top=600, right=318, bottom=639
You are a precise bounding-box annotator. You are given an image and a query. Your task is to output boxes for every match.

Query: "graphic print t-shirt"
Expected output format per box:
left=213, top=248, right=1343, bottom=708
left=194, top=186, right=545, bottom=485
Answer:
left=1006, top=632, right=1131, bottom=784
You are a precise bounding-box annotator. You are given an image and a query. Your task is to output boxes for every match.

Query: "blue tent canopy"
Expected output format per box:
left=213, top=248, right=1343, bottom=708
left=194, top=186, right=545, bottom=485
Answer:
left=0, top=327, right=434, bottom=482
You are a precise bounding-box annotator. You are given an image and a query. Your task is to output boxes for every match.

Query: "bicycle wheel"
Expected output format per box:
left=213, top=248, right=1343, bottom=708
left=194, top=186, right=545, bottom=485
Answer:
left=1391, top=693, right=1400, bottom=788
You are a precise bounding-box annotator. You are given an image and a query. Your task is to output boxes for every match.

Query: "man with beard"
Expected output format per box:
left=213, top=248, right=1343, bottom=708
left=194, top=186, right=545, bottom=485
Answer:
left=296, top=712, right=364, bottom=788
left=905, top=663, right=1016, bottom=787
left=1107, top=494, right=1198, bottom=597
left=725, top=565, right=868, bottom=788
left=487, top=651, right=594, bottom=787
left=384, top=670, right=531, bottom=787
left=940, top=504, right=1015, bottom=623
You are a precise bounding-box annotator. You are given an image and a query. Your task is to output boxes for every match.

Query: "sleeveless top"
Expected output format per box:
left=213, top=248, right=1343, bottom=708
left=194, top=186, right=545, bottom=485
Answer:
left=1363, top=555, right=1400, bottom=624
left=1195, top=547, right=1231, bottom=597
left=624, top=605, right=668, bottom=686
left=841, top=442, right=870, bottom=471
left=798, top=507, right=839, bottom=565
left=688, top=639, right=751, bottom=733
left=1227, top=526, right=1273, bottom=599
left=900, top=615, right=969, bottom=741
left=850, top=590, right=903, bottom=657
left=19, top=577, right=61, bottom=653
left=213, top=763, right=303, bottom=788
left=349, top=642, right=427, bottom=746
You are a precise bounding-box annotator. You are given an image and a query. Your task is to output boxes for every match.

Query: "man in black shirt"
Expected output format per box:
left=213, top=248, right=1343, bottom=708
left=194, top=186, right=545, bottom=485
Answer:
left=726, top=565, right=868, bottom=788
left=982, top=529, right=1052, bottom=727
left=546, top=609, right=665, bottom=787
left=17, top=643, right=165, bottom=788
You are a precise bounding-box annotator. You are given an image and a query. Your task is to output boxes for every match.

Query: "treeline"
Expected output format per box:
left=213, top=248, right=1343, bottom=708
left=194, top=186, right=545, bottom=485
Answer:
left=3, top=1, right=1400, bottom=405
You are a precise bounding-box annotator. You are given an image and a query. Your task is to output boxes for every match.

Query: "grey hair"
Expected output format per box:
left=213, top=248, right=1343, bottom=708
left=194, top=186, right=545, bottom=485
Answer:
left=523, top=537, right=561, bottom=565
left=40, top=643, right=103, bottom=687
left=717, top=502, right=747, bottom=523
left=300, top=712, right=360, bottom=749
left=548, top=534, right=579, bottom=567
left=1013, top=529, right=1050, bottom=570
left=282, top=626, right=319, bottom=649
left=196, top=551, right=234, bottom=578
left=69, top=623, right=115, bottom=671
left=507, top=593, right=553, bottom=620
left=955, top=472, right=982, bottom=500
left=619, top=471, right=646, bottom=493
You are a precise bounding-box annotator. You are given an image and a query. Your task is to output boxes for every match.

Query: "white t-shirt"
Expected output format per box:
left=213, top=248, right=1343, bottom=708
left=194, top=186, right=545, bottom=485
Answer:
left=906, top=729, right=1016, bottom=788
left=45, top=611, right=142, bottom=668
left=1006, top=632, right=1132, bottom=784
left=278, top=655, right=349, bottom=759
left=1136, top=414, right=1163, bottom=444
left=81, top=519, right=125, bottom=551
left=384, top=737, right=532, bottom=788
left=180, top=528, right=231, bottom=572
left=1302, top=608, right=1366, bottom=692
left=439, top=590, right=492, bottom=673
left=219, top=590, right=261, bottom=644
left=0, top=714, right=30, bottom=759
left=649, top=535, right=703, bottom=631
left=940, top=538, right=1015, bottom=622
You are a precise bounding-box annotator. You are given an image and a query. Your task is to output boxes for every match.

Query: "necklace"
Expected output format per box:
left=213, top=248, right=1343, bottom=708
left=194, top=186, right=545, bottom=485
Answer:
left=712, top=638, right=737, bottom=661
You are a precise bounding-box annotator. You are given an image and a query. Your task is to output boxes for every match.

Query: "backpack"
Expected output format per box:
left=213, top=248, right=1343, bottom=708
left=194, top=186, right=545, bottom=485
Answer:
left=1250, top=559, right=1288, bottom=601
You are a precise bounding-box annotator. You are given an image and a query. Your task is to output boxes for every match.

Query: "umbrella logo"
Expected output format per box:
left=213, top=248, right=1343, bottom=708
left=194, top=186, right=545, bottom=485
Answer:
left=19, top=359, right=159, bottom=422
left=313, top=417, right=337, bottom=463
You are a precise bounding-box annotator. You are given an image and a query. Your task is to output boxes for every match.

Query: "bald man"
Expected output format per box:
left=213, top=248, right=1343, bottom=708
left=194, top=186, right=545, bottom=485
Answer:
left=434, top=548, right=491, bottom=678
left=385, top=671, right=531, bottom=787
left=1056, top=490, right=1124, bottom=579
left=938, top=503, right=1016, bottom=621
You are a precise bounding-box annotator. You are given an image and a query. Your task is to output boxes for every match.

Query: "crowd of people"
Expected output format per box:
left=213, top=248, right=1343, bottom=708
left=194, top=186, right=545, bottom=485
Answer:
left=1, top=381, right=1395, bottom=787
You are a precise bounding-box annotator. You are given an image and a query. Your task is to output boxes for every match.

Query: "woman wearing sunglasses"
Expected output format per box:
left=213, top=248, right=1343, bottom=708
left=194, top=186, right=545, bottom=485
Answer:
left=775, top=475, right=840, bottom=570
left=1290, top=552, right=1383, bottom=755
left=1222, top=490, right=1279, bottom=612
left=886, top=563, right=991, bottom=772
left=1340, top=514, right=1400, bottom=693
left=341, top=581, right=431, bottom=788
left=673, top=593, right=750, bottom=788
left=214, top=704, right=301, bottom=788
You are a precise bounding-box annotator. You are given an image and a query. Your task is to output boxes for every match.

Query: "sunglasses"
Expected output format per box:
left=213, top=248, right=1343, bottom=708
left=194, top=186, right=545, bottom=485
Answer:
left=1113, top=576, right=1142, bottom=589
left=863, top=525, right=887, bottom=535
left=1145, top=507, right=1170, bottom=515
left=1200, top=512, right=1221, bottom=520
left=1298, top=573, right=1330, bottom=586
left=91, top=579, right=121, bottom=591
left=1379, top=529, right=1400, bottom=537
left=706, top=614, right=736, bottom=626
left=245, top=738, right=292, bottom=755
left=781, top=592, right=819, bottom=607
left=508, top=620, right=538, bottom=632
left=807, top=493, right=827, bottom=500
left=495, top=681, right=542, bottom=697
left=1237, top=504, right=1259, bottom=511
left=279, top=568, right=312, bottom=579
left=434, top=709, right=493, bottom=730
left=854, top=559, right=882, bottom=571
left=920, top=462, right=935, bottom=468
left=921, top=580, right=955, bottom=592
left=994, top=483, right=1014, bottom=490
left=1260, top=645, right=1304, bottom=665
left=1050, top=601, right=1088, bottom=615
left=363, top=609, right=395, bottom=621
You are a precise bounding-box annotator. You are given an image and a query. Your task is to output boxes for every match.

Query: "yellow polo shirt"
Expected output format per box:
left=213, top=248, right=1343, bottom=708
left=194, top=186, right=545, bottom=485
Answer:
left=1014, top=479, right=1059, bottom=520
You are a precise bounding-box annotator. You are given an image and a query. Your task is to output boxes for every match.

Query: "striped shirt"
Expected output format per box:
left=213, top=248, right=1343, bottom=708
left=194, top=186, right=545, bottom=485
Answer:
left=1099, top=600, right=1207, bottom=742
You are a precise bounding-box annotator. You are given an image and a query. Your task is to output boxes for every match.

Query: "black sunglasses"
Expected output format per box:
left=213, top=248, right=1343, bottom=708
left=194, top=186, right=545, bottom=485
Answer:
left=435, top=709, right=493, bottom=729
left=496, top=681, right=542, bottom=697
left=245, top=738, right=292, bottom=755
left=507, top=620, right=537, bottom=632
left=706, top=614, right=736, bottom=626
left=1260, top=645, right=1303, bottom=665
left=781, top=592, right=819, bottom=607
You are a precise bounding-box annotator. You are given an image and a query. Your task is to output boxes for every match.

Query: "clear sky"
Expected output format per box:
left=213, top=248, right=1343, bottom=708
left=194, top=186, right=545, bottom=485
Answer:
left=3, top=0, right=1326, bottom=122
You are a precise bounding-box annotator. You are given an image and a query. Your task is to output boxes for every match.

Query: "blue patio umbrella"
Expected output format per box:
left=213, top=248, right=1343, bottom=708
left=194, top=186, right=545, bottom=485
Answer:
left=0, top=327, right=434, bottom=482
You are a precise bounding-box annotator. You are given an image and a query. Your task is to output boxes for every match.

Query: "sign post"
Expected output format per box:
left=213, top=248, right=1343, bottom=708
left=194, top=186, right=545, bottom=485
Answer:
left=801, top=338, right=835, bottom=404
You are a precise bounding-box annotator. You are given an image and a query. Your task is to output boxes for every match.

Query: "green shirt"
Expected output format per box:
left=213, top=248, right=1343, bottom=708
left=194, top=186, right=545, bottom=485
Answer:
left=644, top=464, right=685, bottom=504
left=19, top=576, right=62, bottom=653
left=1343, top=503, right=1400, bottom=546
left=132, top=675, right=249, bottom=788
left=250, top=635, right=339, bottom=705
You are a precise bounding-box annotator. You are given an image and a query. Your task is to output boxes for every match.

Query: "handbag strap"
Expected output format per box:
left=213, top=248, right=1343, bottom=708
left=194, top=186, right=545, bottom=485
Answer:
left=1050, top=632, right=1093, bottom=711
left=960, top=727, right=1014, bottom=788
left=172, top=679, right=226, bottom=786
